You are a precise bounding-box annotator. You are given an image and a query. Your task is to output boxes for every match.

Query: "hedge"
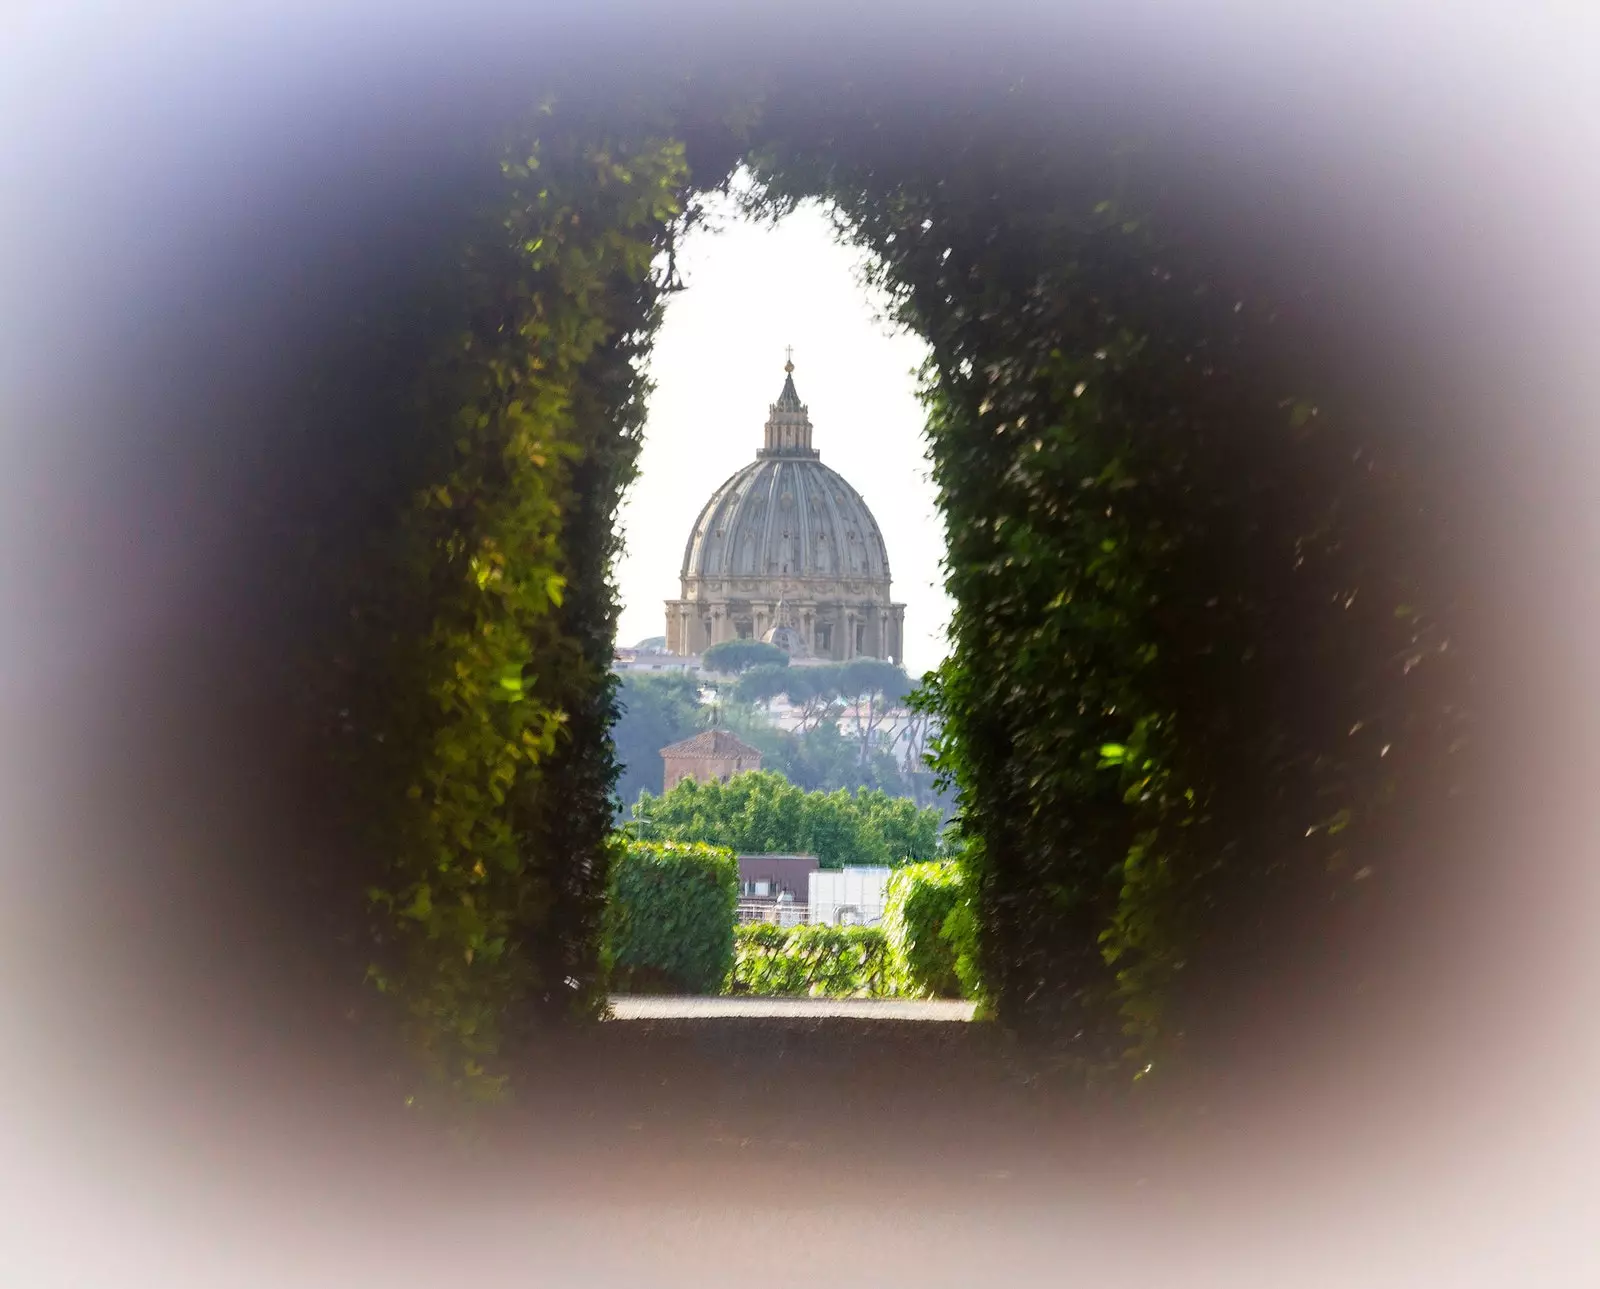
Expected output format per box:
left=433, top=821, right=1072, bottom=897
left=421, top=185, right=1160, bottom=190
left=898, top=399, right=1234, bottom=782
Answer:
left=732, top=924, right=895, bottom=999
left=754, top=110, right=1473, bottom=1072
left=288, top=117, right=689, bottom=1098
left=604, top=840, right=738, bottom=994
left=883, top=861, right=967, bottom=998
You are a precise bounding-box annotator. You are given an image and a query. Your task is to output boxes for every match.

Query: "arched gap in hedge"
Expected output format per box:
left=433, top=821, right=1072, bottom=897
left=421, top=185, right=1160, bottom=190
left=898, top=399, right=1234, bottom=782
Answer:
left=273, top=66, right=1484, bottom=1103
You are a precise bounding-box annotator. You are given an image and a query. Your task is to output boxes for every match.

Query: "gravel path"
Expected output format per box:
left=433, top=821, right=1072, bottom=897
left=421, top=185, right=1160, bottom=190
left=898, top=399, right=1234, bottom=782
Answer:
left=606, top=994, right=978, bottom=1021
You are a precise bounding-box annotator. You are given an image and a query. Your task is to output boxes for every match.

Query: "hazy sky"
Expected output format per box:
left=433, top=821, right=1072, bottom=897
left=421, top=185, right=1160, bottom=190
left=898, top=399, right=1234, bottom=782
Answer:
left=613, top=190, right=953, bottom=675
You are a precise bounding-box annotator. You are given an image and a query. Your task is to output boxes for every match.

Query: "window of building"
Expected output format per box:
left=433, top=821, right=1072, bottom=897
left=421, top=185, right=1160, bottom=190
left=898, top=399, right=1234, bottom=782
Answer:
left=855, top=623, right=865, bottom=653
left=817, top=625, right=832, bottom=652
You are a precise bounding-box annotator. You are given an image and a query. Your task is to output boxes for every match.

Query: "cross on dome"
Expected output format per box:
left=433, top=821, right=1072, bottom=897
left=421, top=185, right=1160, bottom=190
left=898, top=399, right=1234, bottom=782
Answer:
left=769, top=354, right=809, bottom=437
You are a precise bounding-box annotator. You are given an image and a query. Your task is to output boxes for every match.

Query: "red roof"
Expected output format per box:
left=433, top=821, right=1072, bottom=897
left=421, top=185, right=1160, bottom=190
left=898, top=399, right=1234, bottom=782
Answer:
left=659, top=729, right=763, bottom=760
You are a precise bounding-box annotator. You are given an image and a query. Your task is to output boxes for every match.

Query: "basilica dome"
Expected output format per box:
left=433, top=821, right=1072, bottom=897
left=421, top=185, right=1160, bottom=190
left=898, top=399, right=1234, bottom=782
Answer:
left=665, top=361, right=905, bottom=665
left=679, top=442, right=891, bottom=585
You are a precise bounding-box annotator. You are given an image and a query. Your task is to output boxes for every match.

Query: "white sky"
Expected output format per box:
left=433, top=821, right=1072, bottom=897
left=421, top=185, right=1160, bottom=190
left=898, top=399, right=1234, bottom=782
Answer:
left=613, top=191, right=954, bottom=676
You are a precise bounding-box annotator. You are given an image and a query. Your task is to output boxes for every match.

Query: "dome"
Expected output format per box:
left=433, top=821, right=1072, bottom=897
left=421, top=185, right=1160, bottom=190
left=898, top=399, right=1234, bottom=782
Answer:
left=679, top=366, right=891, bottom=585
left=665, top=358, right=905, bottom=666
left=680, top=457, right=892, bottom=583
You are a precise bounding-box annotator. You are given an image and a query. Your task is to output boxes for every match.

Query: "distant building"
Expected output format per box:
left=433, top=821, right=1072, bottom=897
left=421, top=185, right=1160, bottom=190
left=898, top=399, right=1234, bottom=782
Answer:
left=659, top=728, right=763, bottom=791
left=735, top=853, right=819, bottom=924
left=665, top=358, right=905, bottom=664
left=809, top=866, right=890, bottom=927
left=612, top=647, right=703, bottom=676
left=733, top=861, right=891, bottom=928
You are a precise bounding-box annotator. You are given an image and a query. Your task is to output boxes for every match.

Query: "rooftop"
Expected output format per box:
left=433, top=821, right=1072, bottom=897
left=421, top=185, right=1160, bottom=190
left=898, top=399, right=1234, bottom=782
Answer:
left=659, top=729, right=764, bottom=760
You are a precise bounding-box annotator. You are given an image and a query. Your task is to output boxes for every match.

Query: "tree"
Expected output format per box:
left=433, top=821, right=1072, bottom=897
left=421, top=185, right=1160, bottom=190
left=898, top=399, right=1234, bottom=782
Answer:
left=702, top=639, right=790, bottom=675
left=778, top=665, right=844, bottom=732
left=611, top=672, right=704, bottom=810
left=897, top=706, right=941, bottom=808
left=712, top=683, right=943, bottom=803
left=733, top=662, right=793, bottom=707
left=631, top=770, right=945, bottom=869
left=836, top=659, right=913, bottom=767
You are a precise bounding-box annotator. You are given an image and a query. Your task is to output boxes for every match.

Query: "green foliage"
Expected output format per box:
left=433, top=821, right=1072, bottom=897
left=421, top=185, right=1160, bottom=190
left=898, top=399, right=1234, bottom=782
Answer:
left=732, top=924, right=894, bottom=998
left=632, top=769, right=943, bottom=867
left=308, top=117, right=691, bottom=1098
left=938, top=896, right=985, bottom=1005
left=612, top=672, right=705, bottom=809
left=604, top=839, right=739, bottom=994
left=836, top=658, right=912, bottom=706
left=702, top=639, right=790, bottom=674
left=717, top=700, right=941, bottom=803
left=751, top=110, right=1471, bottom=1073
left=611, top=661, right=943, bottom=820
left=883, top=861, right=967, bottom=998
left=733, top=663, right=794, bottom=706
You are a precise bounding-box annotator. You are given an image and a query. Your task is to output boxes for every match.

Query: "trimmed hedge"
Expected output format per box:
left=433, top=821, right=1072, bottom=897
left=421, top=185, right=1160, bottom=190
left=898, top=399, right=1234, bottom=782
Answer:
left=753, top=113, right=1474, bottom=1071
left=883, top=861, right=967, bottom=998
left=938, top=897, right=985, bottom=1005
left=733, top=924, right=895, bottom=998
left=604, top=840, right=738, bottom=994
left=301, top=120, right=689, bottom=1097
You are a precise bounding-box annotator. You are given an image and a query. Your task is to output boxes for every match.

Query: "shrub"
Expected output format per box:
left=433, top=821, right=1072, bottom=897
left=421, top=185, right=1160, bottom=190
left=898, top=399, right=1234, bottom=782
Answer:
left=884, top=861, right=966, bottom=998
left=938, top=897, right=985, bottom=1006
left=604, top=840, right=738, bottom=994
left=732, top=924, right=894, bottom=998
left=632, top=770, right=943, bottom=868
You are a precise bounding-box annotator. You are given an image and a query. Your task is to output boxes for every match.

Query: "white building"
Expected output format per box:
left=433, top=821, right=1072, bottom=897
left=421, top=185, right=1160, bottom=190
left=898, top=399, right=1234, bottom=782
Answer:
left=808, top=866, right=891, bottom=927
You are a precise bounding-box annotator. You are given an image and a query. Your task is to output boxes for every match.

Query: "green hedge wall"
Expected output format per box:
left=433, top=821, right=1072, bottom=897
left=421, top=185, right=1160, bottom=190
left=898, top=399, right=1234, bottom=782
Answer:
left=732, top=924, right=895, bottom=998
left=750, top=109, right=1473, bottom=1073
left=883, top=861, right=967, bottom=998
left=302, top=119, right=689, bottom=1098
left=605, top=840, right=739, bottom=994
